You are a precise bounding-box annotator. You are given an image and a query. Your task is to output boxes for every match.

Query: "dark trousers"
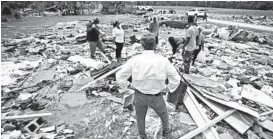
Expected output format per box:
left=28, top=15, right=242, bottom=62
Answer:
left=115, top=42, right=124, bottom=59
left=134, top=89, right=170, bottom=138
left=192, top=45, right=201, bottom=65
left=171, top=44, right=178, bottom=55
left=89, top=39, right=104, bottom=58
left=155, top=35, right=159, bottom=44
left=183, top=51, right=193, bottom=74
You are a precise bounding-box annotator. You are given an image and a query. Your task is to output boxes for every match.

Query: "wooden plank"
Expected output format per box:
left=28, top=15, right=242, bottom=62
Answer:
left=200, top=88, right=260, bottom=118
left=241, top=85, right=273, bottom=109
left=258, top=120, right=273, bottom=132
left=187, top=90, right=221, bottom=139
left=77, top=66, right=122, bottom=92
left=183, top=90, right=220, bottom=139
left=260, top=110, right=273, bottom=116
left=2, top=113, right=52, bottom=120
left=181, top=75, right=260, bottom=118
left=190, top=87, right=254, bottom=134
left=179, top=109, right=236, bottom=139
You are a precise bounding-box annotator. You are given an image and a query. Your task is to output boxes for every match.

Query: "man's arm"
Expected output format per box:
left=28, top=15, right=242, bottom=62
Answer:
left=177, top=28, right=193, bottom=52
left=116, top=58, right=134, bottom=90
left=177, top=37, right=190, bottom=52
left=166, top=59, right=181, bottom=93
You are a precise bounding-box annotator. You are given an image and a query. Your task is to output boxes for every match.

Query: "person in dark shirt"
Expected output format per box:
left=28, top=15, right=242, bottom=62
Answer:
left=86, top=20, right=105, bottom=59
left=168, top=37, right=185, bottom=55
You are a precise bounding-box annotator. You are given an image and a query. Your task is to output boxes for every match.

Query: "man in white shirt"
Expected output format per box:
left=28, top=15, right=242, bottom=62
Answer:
left=116, top=33, right=181, bottom=139
left=177, top=16, right=199, bottom=74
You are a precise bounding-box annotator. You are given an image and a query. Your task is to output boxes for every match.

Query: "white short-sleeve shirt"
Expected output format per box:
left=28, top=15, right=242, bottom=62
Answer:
left=185, top=26, right=198, bottom=51
left=112, top=27, right=125, bottom=43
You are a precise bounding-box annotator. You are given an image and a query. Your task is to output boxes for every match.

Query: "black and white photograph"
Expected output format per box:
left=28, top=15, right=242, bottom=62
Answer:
left=1, top=1, right=273, bottom=139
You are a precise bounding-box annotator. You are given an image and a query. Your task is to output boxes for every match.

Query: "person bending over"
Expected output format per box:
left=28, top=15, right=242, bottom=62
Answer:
left=168, top=37, right=185, bottom=55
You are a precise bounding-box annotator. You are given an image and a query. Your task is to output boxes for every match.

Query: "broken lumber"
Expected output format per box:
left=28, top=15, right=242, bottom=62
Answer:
left=77, top=66, right=122, bottom=92
left=179, top=109, right=236, bottom=139
left=241, top=85, right=273, bottom=109
left=260, top=110, right=273, bottom=116
left=182, top=74, right=261, bottom=118
left=2, top=113, right=52, bottom=120
left=258, top=120, right=273, bottom=132
left=200, top=88, right=260, bottom=118
left=189, top=87, right=254, bottom=134
left=183, top=89, right=220, bottom=139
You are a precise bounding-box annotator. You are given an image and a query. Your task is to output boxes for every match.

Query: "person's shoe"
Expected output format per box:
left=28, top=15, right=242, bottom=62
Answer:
left=162, top=126, right=177, bottom=139
left=91, top=55, right=96, bottom=59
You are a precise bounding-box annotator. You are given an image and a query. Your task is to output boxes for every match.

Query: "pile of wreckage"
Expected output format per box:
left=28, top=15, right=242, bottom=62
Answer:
left=1, top=15, right=273, bottom=139
left=166, top=22, right=273, bottom=139
left=210, top=14, right=273, bottom=27
left=0, top=17, right=154, bottom=138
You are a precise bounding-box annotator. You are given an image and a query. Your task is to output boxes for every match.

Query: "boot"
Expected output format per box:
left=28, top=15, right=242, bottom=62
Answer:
left=162, top=126, right=179, bottom=139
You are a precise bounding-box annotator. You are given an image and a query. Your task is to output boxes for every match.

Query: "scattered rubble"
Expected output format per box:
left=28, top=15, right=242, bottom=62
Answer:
left=2, top=12, right=273, bottom=139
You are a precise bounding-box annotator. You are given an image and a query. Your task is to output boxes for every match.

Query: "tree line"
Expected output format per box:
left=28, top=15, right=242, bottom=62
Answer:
left=135, top=1, right=273, bottom=10
left=2, top=1, right=273, bottom=15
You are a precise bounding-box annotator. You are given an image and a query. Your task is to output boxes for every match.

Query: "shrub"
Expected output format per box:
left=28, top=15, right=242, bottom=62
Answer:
left=14, top=11, right=21, bottom=19
left=2, top=7, right=12, bottom=15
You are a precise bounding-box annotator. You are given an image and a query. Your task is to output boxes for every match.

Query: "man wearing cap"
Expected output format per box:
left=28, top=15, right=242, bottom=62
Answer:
left=116, top=33, right=181, bottom=139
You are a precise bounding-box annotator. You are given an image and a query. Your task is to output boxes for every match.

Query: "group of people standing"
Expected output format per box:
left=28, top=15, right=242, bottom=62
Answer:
left=87, top=16, right=205, bottom=139
left=86, top=18, right=125, bottom=61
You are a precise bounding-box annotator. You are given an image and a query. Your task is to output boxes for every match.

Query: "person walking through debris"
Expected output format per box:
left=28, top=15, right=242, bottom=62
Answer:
left=149, top=17, right=159, bottom=44
left=192, top=27, right=205, bottom=65
left=112, top=21, right=125, bottom=61
left=86, top=19, right=106, bottom=59
left=116, top=33, right=181, bottom=139
left=176, top=16, right=199, bottom=74
left=203, top=12, right=208, bottom=22
left=168, top=37, right=185, bottom=55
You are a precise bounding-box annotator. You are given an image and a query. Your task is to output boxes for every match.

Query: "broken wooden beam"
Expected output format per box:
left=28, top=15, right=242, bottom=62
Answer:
left=179, top=109, right=236, bottom=139
left=199, top=88, right=260, bottom=118
left=77, top=66, right=122, bottom=92
left=258, top=120, right=273, bottom=132
left=183, top=89, right=220, bottom=139
left=2, top=113, right=52, bottom=121
left=189, top=87, right=254, bottom=134
left=260, top=110, right=273, bottom=116
left=241, top=85, right=273, bottom=109
left=181, top=74, right=261, bottom=118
